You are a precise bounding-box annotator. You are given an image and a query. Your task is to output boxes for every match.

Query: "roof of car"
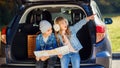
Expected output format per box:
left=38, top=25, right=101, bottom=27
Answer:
left=15, top=0, right=91, bottom=11
left=17, top=0, right=91, bottom=5
left=20, top=0, right=76, bottom=4
left=25, top=0, right=91, bottom=1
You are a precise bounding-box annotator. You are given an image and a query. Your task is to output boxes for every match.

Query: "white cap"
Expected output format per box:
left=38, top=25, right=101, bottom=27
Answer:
left=39, top=20, right=52, bottom=33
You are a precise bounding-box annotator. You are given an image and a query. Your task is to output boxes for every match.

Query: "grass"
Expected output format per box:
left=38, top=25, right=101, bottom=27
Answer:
left=106, top=16, right=120, bottom=52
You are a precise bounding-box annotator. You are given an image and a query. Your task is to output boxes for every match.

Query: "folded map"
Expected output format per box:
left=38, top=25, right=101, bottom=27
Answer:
left=34, top=46, right=70, bottom=57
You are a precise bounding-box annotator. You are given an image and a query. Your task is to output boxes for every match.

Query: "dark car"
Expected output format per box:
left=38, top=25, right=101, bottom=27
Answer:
left=1, top=0, right=112, bottom=68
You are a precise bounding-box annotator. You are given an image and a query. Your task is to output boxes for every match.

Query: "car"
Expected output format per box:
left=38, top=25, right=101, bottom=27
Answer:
left=1, top=0, right=113, bottom=68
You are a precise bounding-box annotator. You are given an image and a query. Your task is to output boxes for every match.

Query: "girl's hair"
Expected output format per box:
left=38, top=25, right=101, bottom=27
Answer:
left=54, top=16, right=71, bottom=46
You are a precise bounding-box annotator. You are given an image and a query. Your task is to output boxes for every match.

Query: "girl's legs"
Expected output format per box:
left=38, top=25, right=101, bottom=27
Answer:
left=47, top=56, right=57, bottom=68
left=36, top=61, right=44, bottom=68
left=60, top=54, right=70, bottom=68
left=71, top=53, right=80, bottom=68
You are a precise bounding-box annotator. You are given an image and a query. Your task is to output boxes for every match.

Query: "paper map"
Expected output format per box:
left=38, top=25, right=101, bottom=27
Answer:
left=34, top=46, right=70, bottom=57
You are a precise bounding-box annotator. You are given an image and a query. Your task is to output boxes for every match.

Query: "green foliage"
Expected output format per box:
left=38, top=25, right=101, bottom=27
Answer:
left=109, top=0, right=120, bottom=7
left=0, top=0, right=16, bottom=26
left=98, top=0, right=110, bottom=5
left=107, top=16, right=120, bottom=52
left=95, top=0, right=120, bottom=14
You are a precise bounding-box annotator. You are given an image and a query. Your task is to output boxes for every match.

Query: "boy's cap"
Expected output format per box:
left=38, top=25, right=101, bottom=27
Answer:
left=39, top=20, right=52, bottom=33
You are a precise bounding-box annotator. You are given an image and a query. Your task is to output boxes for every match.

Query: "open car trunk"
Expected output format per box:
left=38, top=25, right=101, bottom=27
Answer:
left=11, top=4, right=95, bottom=63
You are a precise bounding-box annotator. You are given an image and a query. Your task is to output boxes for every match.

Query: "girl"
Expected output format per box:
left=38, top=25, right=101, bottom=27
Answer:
left=35, top=20, right=57, bottom=68
left=53, top=15, right=95, bottom=68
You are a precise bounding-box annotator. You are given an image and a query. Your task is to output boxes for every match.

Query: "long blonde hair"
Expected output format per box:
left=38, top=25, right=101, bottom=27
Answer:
left=54, top=16, right=71, bottom=46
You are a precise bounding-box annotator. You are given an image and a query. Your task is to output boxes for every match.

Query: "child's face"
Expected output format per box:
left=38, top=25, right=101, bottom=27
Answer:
left=59, top=20, right=68, bottom=31
left=44, top=28, right=52, bottom=36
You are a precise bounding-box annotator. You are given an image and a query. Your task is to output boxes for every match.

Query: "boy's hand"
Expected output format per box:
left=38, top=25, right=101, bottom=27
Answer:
left=58, top=54, right=63, bottom=58
left=40, top=56, right=49, bottom=61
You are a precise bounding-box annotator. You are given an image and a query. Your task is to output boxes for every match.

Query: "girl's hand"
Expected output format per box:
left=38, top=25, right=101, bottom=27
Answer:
left=36, top=57, right=40, bottom=61
left=40, top=56, right=49, bottom=61
left=58, top=54, right=63, bottom=58
left=86, top=14, right=96, bottom=21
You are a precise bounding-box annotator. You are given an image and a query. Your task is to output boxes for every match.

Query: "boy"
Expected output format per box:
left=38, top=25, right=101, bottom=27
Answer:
left=35, top=20, right=57, bottom=68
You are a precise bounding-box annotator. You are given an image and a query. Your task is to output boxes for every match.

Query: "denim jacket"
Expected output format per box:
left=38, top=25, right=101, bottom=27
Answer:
left=35, top=33, right=57, bottom=51
left=58, top=18, right=88, bottom=52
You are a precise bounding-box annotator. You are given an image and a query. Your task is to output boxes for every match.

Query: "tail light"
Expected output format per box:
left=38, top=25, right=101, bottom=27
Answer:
left=1, top=26, right=7, bottom=44
left=96, top=25, right=105, bottom=43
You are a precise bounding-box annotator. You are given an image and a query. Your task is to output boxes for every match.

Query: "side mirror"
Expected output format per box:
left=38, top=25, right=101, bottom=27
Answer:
left=104, top=18, right=113, bottom=24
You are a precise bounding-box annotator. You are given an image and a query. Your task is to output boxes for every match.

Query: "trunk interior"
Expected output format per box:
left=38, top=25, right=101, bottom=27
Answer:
left=11, top=23, right=94, bottom=62
left=11, top=6, right=95, bottom=63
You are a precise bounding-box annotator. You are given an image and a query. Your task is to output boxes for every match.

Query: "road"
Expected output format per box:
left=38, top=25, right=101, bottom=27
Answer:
left=0, top=57, right=120, bottom=68
left=112, top=59, right=120, bottom=68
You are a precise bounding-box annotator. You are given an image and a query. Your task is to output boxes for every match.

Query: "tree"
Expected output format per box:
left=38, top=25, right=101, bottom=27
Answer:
left=96, top=0, right=120, bottom=14
left=0, top=0, right=17, bottom=26
left=109, top=0, right=120, bottom=13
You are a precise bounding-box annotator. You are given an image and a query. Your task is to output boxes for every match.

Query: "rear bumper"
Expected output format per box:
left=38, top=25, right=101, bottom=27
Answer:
left=3, top=63, right=104, bottom=68
left=80, top=64, right=104, bottom=68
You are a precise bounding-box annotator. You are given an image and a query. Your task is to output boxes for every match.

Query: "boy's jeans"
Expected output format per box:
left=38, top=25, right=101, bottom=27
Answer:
left=36, top=56, right=57, bottom=68
left=60, top=52, right=80, bottom=68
